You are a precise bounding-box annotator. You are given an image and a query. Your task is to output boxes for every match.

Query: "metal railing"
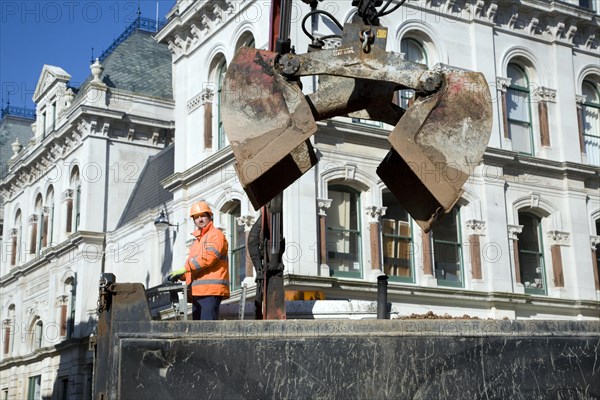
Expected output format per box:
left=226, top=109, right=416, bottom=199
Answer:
left=0, top=106, right=36, bottom=120
left=98, top=17, right=167, bottom=63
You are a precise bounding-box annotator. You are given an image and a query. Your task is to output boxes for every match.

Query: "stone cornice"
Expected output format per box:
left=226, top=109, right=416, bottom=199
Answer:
left=161, top=146, right=236, bottom=192
left=482, top=147, right=600, bottom=184
left=1, top=105, right=174, bottom=202
left=156, top=0, right=246, bottom=60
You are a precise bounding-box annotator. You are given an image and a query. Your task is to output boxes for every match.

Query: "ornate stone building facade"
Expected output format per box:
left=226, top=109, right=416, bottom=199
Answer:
left=0, top=19, right=174, bottom=399
left=155, top=0, right=599, bottom=320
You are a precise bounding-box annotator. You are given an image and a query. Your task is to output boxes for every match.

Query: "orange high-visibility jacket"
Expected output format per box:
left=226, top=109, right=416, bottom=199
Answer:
left=183, top=221, right=230, bottom=298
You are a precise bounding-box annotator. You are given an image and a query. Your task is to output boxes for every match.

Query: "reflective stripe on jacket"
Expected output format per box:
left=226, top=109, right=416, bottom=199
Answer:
left=183, top=221, right=230, bottom=298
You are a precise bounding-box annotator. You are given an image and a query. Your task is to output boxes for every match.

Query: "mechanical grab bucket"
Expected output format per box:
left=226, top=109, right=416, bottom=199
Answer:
left=222, top=23, right=492, bottom=232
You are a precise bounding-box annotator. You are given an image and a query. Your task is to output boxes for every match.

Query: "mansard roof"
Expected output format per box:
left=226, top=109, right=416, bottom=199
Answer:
left=0, top=113, right=34, bottom=179
left=117, top=144, right=174, bottom=229
left=77, top=29, right=173, bottom=100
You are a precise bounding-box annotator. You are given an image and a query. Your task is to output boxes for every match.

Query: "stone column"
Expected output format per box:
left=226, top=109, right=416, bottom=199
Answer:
left=202, top=89, right=214, bottom=150
left=3, top=319, right=10, bottom=355
left=466, top=220, right=486, bottom=288
left=56, top=295, right=69, bottom=337
left=547, top=231, right=570, bottom=294
left=237, top=215, right=256, bottom=286
left=591, top=236, right=600, bottom=291
left=365, top=206, right=386, bottom=281
left=317, top=199, right=332, bottom=277
left=508, top=224, right=524, bottom=291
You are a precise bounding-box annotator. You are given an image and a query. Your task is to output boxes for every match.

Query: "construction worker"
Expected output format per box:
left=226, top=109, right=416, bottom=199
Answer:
left=168, top=201, right=230, bottom=320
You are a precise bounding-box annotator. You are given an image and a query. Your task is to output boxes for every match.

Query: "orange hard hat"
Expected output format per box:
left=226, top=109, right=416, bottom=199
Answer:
left=189, top=201, right=213, bottom=218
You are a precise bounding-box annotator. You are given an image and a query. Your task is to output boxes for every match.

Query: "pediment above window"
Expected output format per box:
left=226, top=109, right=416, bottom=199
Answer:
left=33, top=65, right=71, bottom=103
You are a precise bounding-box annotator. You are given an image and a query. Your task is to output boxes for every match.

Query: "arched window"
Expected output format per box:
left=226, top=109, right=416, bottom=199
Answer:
left=582, top=80, right=600, bottom=166
left=235, top=31, right=255, bottom=51
left=11, top=210, right=22, bottom=266
left=399, top=37, right=427, bottom=109
left=432, top=207, right=463, bottom=287
left=518, top=211, right=546, bottom=295
left=31, top=194, right=43, bottom=255
left=31, top=318, right=43, bottom=350
left=224, top=201, right=245, bottom=290
left=61, top=276, right=76, bottom=338
left=212, top=58, right=228, bottom=150
left=44, top=185, right=54, bottom=248
left=507, top=63, right=534, bottom=154
left=382, top=190, right=414, bottom=282
left=326, top=184, right=362, bottom=277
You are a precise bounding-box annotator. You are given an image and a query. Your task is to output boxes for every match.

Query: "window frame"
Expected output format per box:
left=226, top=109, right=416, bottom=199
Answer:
left=432, top=207, right=464, bottom=288
left=382, top=191, right=415, bottom=283
left=227, top=202, right=246, bottom=291
left=326, top=184, right=363, bottom=278
left=517, top=211, right=547, bottom=295
left=581, top=80, right=600, bottom=166
left=506, top=63, right=535, bottom=155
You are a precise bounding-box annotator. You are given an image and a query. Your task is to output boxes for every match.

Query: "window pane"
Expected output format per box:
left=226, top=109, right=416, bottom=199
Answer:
left=432, top=212, right=458, bottom=243
left=432, top=208, right=462, bottom=285
left=507, top=64, right=528, bottom=88
left=518, top=213, right=540, bottom=252
left=507, top=89, right=530, bottom=122
left=509, top=121, right=532, bottom=154
left=433, top=242, right=462, bottom=282
left=401, top=38, right=426, bottom=64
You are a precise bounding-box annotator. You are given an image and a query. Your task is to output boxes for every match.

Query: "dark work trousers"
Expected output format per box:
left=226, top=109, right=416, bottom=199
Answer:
left=192, top=296, right=222, bottom=320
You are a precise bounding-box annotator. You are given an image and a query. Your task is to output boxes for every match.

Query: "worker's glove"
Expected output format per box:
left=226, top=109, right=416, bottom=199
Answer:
left=166, top=267, right=186, bottom=283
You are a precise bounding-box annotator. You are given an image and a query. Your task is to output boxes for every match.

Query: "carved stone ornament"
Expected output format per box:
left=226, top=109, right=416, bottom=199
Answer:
left=317, top=198, right=332, bottom=216
left=576, top=94, right=587, bottom=105
left=507, top=224, right=523, bottom=240
left=533, top=87, right=557, bottom=103
left=547, top=230, right=570, bottom=246
left=496, top=77, right=512, bottom=93
left=62, top=188, right=74, bottom=202
left=28, top=214, right=39, bottom=224
left=236, top=215, right=256, bottom=232
left=365, top=206, right=387, bottom=223
left=187, top=89, right=214, bottom=113
left=466, top=219, right=486, bottom=236
left=55, top=295, right=68, bottom=306
left=591, top=236, right=600, bottom=250
left=529, top=192, right=541, bottom=208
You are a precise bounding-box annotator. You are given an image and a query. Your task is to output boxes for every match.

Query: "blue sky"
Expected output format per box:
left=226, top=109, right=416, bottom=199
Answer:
left=1, top=0, right=175, bottom=111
